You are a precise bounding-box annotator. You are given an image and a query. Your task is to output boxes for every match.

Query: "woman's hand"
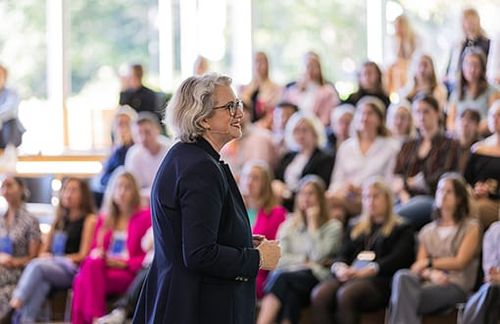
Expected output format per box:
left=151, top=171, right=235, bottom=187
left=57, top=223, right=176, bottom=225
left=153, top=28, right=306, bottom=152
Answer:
left=252, top=235, right=265, bottom=248
left=257, top=239, right=281, bottom=271
left=89, top=248, right=105, bottom=259
left=38, top=252, right=53, bottom=259
left=410, top=258, right=429, bottom=276
left=0, top=253, right=13, bottom=267
left=429, top=269, right=449, bottom=286
left=486, top=267, right=500, bottom=284
left=306, top=206, right=320, bottom=233
left=106, top=258, right=127, bottom=269
left=336, top=266, right=356, bottom=282
left=352, top=267, right=377, bottom=279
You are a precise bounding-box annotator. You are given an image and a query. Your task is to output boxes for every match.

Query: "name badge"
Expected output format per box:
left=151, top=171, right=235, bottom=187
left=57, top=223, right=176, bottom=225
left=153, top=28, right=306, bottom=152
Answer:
left=0, top=236, right=14, bottom=255
left=108, top=232, right=127, bottom=257
left=352, top=251, right=376, bottom=270
left=52, top=231, right=68, bottom=256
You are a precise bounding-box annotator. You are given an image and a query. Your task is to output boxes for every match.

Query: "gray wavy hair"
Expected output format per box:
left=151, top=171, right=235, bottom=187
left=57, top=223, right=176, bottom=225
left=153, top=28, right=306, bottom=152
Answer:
left=166, top=73, right=232, bottom=143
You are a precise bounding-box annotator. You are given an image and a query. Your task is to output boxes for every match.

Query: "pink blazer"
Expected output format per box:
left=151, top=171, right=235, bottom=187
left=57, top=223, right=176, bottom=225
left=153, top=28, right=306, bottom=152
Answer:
left=92, top=208, right=152, bottom=274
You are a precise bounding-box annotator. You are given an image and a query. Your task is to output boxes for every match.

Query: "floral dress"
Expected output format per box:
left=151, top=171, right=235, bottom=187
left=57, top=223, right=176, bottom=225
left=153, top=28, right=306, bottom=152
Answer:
left=0, top=207, right=41, bottom=317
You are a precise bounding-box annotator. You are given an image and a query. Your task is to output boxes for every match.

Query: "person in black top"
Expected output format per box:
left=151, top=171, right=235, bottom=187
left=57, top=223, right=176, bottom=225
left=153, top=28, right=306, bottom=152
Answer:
left=344, top=61, right=391, bottom=109
left=464, top=101, right=500, bottom=230
left=7, top=178, right=96, bottom=323
left=311, top=177, right=415, bottom=324
left=119, top=64, right=161, bottom=122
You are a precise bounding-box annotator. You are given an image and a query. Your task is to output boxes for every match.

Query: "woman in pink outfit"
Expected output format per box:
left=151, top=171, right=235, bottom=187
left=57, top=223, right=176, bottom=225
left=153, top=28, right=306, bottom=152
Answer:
left=240, top=160, right=287, bottom=298
left=71, top=170, right=151, bottom=324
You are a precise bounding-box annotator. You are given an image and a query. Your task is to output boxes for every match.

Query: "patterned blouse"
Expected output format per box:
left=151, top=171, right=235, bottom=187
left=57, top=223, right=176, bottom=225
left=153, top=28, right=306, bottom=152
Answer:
left=394, top=132, right=460, bottom=196
left=0, top=206, right=41, bottom=257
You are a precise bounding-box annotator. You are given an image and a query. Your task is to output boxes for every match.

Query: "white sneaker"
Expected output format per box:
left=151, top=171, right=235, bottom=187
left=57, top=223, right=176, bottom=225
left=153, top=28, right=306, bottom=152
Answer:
left=95, top=308, right=127, bottom=324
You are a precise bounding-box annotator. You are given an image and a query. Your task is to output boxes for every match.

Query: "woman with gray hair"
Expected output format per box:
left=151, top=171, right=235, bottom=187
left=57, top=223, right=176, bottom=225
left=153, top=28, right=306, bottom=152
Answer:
left=133, top=73, right=281, bottom=324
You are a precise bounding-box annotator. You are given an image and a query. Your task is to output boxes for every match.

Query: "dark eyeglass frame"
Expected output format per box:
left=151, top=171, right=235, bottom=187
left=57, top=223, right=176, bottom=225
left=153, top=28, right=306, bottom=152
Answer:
left=212, top=99, right=243, bottom=117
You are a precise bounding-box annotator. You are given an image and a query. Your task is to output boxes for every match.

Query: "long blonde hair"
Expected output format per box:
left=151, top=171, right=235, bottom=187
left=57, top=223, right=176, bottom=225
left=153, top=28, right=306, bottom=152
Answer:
left=351, top=177, right=403, bottom=240
left=240, top=160, right=278, bottom=213
left=103, top=169, right=141, bottom=230
left=291, top=175, right=329, bottom=228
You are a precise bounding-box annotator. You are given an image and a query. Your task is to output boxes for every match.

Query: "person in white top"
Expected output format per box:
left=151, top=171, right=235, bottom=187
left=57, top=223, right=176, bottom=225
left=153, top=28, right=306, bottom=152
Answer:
left=125, top=112, right=171, bottom=199
left=327, top=97, right=400, bottom=222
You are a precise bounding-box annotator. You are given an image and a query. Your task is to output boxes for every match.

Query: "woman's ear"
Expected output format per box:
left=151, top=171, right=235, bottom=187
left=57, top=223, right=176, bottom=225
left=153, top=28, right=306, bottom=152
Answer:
left=200, top=119, right=211, bottom=130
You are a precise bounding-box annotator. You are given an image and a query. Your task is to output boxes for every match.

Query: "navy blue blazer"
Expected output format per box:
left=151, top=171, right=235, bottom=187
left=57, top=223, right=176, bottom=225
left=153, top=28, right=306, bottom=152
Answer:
left=133, top=137, right=260, bottom=324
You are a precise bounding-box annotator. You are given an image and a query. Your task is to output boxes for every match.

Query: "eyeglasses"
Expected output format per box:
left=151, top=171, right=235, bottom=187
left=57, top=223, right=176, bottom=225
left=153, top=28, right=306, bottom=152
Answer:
left=212, top=99, right=243, bottom=117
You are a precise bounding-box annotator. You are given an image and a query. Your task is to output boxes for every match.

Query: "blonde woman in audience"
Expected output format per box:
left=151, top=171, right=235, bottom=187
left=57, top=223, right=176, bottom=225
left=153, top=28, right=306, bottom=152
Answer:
left=257, top=175, right=342, bottom=324
left=0, top=176, right=41, bottom=321
left=328, top=97, right=400, bottom=221
left=386, top=100, right=415, bottom=145
left=400, top=54, right=448, bottom=111
left=462, top=220, right=500, bottom=324
left=464, top=100, right=500, bottom=230
left=6, top=178, right=96, bottom=323
left=311, top=178, right=415, bottom=324
left=281, top=51, right=340, bottom=125
left=389, top=173, right=481, bottom=324
left=447, top=48, right=499, bottom=134
left=393, top=95, right=460, bottom=230
left=386, top=15, right=419, bottom=95
left=240, top=52, right=282, bottom=128
left=273, top=112, right=334, bottom=212
left=444, top=8, right=491, bottom=94
left=240, top=160, right=287, bottom=299
left=71, top=171, right=151, bottom=324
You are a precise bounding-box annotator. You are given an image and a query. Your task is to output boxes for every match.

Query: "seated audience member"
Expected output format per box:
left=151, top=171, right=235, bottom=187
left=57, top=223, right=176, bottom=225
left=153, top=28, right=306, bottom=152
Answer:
left=239, top=52, right=282, bottom=126
left=125, top=112, right=170, bottom=199
left=0, top=65, right=24, bottom=148
left=257, top=176, right=342, bottom=324
left=0, top=176, right=41, bottom=320
left=447, top=48, right=499, bottom=135
left=400, top=54, right=448, bottom=111
left=344, top=61, right=390, bottom=109
left=328, top=97, right=399, bottom=221
left=462, top=221, right=500, bottom=324
left=7, top=178, right=96, bottom=323
left=272, top=101, right=299, bottom=157
left=456, top=109, right=481, bottom=173
left=386, top=100, right=415, bottom=145
left=464, top=101, right=500, bottom=229
left=444, top=8, right=491, bottom=95
left=239, top=160, right=287, bottom=299
left=393, top=95, right=460, bottom=230
left=93, top=105, right=137, bottom=208
left=71, top=171, right=151, bottom=324
left=311, top=178, right=415, bottom=324
left=281, top=51, right=340, bottom=125
left=325, top=104, right=355, bottom=155
left=96, top=226, right=154, bottom=324
left=273, top=113, right=334, bottom=212
left=221, top=104, right=277, bottom=179
left=119, top=64, right=161, bottom=122
left=389, top=173, right=481, bottom=324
